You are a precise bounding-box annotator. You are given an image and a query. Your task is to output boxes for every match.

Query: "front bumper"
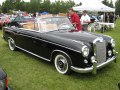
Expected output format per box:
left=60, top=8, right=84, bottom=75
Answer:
left=71, top=52, right=118, bottom=74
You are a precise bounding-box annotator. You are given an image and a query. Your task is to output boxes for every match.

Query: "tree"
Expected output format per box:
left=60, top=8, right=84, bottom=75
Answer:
left=102, top=0, right=114, bottom=8
left=1, top=0, right=76, bottom=14
left=40, top=0, right=51, bottom=12
left=14, top=1, right=25, bottom=11
left=109, top=0, right=114, bottom=8
left=115, top=0, right=120, bottom=15
left=0, top=5, right=2, bottom=13
left=102, top=0, right=109, bottom=6
left=2, top=0, right=15, bottom=13
left=75, top=2, right=82, bottom=6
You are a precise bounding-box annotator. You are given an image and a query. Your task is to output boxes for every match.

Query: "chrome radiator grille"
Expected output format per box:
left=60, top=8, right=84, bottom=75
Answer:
left=96, top=41, right=106, bottom=65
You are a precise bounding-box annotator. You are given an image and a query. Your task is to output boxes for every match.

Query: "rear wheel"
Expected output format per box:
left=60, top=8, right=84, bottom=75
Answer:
left=54, top=53, right=71, bottom=74
left=8, top=38, right=16, bottom=51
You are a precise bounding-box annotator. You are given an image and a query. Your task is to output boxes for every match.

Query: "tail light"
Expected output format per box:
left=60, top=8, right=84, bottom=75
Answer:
left=5, top=77, right=8, bottom=88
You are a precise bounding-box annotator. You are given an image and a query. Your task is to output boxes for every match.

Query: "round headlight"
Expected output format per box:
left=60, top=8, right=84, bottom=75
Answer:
left=82, top=46, right=89, bottom=57
left=111, top=39, right=115, bottom=47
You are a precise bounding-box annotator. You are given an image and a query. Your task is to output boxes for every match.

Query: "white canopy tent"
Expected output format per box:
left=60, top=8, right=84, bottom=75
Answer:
left=73, top=0, right=115, bottom=12
left=73, top=0, right=115, bottom=32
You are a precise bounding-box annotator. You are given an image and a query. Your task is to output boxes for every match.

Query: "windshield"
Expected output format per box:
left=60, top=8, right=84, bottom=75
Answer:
left=38, top=17, right=74, bottom=33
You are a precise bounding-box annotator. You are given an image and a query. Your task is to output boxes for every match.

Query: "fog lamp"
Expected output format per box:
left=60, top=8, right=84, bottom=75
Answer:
left=108, top=50, right=112, bottom=56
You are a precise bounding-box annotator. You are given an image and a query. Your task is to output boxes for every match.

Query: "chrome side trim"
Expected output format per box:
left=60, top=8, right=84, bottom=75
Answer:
left=16, top=46, right=51, bottom=62
left=17, top=33, right=81, bottom=53
left=51, top=50, right=72, bottom=65
left=71, top=55, right=117, bottom=73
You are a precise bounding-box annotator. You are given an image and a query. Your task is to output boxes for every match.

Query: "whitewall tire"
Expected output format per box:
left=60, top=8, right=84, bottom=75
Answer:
left=8, top=38, right=16, bottom=51
left=54, top=53, right=71, bottom=74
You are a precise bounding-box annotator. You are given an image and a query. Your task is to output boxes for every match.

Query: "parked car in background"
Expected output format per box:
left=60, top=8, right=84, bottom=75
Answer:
left=0, top=20, right=4, bottom=28
left=0, top=68, right=10, bottom=90
left=10, top=17, right=15, bottom=22
left=3, top=17, right=118, bottom=75
left=0, top=14, right=4, bottom=18
left=8, top=16, right=35, bottom=27
left=13, top=16, right=34, bottom=23
left=0, top=16, right=11, bottom=28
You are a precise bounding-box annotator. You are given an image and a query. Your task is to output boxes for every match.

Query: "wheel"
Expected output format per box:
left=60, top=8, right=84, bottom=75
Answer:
left=8, top=38, right=16, bottom=51
left=54, top=53, right=71, bottom=74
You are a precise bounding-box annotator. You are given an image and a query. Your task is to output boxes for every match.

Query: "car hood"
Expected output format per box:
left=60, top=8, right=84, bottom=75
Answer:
left=39, top=31, right=104, bottom=53
left=46, top=31, right=99, bottom=44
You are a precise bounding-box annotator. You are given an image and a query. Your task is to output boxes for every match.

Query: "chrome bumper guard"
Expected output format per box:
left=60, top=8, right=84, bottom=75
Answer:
left=71, top=52, right=118, bottom=74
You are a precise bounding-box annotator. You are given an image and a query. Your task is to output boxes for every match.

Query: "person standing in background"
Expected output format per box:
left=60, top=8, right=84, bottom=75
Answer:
left=81, top=10, right=90, bottom=31
left=104, top=13, right=109, bottom=22
left=109, top=13, right=114, bottom=23
left=33, top=13, right=36, bottom=17
left=100, top=14, right=104, bottom=22
left=68, top=8, right=82, bottom=31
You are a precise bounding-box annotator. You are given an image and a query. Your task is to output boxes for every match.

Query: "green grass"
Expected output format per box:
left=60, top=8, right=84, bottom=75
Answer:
left=0, top=19, right=120, bottom=90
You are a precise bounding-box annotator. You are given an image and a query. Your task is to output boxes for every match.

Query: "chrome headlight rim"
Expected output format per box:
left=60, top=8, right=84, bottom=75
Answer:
left=111, top=39, right=115, bottom=47
left=82, top=46, right=89, bottom=57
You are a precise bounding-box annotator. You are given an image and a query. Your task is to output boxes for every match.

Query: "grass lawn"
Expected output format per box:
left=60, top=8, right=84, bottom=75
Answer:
left=0, top=19, right=120, bottom=90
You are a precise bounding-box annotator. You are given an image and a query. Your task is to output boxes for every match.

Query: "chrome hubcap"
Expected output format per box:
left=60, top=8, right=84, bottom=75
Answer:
left=57, top=58, right=67, bottom=71
left=55, top=55, right=68, bottom=74
left=9, top=38, right=15, bottom=50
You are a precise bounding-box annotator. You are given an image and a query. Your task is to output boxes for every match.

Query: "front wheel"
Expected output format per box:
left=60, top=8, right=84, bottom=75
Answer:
left=54, top=53, right=71, bottom=74
left=8, top=38, right=17, bottom=51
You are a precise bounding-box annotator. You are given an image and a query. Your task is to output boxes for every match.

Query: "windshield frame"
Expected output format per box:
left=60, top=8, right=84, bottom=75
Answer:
left=18, top=17, right=74, bottom=33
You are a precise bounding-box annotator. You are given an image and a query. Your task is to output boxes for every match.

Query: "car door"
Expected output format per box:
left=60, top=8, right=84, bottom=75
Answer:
left=15, top=29, right=51, bottom=60
left=15, top=29, right=38, bottom=52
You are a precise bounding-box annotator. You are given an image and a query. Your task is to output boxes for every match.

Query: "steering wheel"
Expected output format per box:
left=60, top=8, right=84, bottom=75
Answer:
left=58, top=23, right=70, bottom=30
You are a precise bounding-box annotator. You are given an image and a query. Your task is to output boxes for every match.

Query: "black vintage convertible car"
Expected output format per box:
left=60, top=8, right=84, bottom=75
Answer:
left=3, top=17, right=118, bottom=74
